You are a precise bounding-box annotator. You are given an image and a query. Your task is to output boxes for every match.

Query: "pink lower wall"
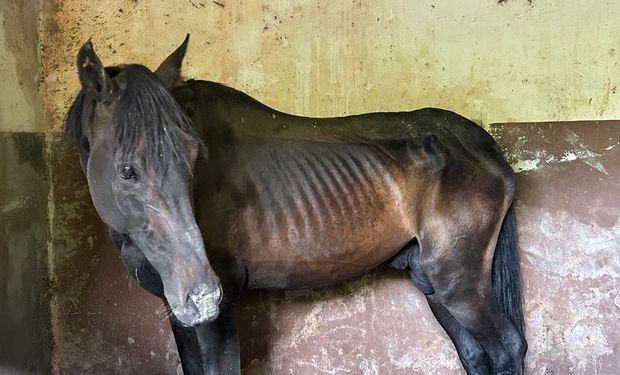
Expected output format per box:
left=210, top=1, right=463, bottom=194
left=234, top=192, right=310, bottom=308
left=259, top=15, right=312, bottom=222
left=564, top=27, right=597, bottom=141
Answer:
left=49, top=120, right=619, bottom=374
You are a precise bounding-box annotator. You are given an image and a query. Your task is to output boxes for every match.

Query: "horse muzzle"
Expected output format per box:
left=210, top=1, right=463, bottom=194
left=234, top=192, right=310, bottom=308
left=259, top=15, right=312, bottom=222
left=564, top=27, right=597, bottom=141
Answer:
left=171, top=284, right=223, bottom=327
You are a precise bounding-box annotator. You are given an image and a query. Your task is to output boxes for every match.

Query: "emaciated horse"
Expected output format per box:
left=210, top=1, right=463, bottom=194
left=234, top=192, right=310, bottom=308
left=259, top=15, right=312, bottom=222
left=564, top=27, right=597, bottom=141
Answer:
left=65, top=36, right=526, bottom=374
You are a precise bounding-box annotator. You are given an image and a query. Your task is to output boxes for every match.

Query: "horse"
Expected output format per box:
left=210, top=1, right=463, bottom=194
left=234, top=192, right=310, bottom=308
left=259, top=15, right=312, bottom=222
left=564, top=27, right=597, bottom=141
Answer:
left=65, top=35, right=527, bottom=374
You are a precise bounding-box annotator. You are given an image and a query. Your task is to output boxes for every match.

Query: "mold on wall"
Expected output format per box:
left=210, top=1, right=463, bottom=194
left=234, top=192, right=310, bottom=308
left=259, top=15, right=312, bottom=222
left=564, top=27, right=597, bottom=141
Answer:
left=0, top=133, right=51, bottom=374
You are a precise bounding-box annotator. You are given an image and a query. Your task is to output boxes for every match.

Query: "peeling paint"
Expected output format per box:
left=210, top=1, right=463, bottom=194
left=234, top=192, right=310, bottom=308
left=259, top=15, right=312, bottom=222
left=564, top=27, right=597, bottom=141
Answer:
left=564, top=129, right=609, bottom=175
left=513, top=157, right=541, bottom=172
left=500, top=125, right=619, bottom=177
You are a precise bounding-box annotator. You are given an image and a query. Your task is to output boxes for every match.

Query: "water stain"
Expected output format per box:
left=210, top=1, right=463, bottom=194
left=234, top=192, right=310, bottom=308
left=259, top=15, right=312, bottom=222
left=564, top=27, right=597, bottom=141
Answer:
left=0, top=0, right=43, bottom=131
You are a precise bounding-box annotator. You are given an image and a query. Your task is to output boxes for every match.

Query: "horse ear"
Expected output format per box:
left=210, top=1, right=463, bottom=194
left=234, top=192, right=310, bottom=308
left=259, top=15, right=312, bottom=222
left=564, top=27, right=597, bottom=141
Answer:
left=155, top=34, right=190, bottom=89
left=77, top=40, right=112, bottom=101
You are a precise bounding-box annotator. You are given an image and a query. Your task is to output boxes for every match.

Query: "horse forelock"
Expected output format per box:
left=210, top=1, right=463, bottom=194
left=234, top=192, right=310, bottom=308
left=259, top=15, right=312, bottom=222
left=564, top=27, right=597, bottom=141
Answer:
left=65, top=64, right=203, bottom=174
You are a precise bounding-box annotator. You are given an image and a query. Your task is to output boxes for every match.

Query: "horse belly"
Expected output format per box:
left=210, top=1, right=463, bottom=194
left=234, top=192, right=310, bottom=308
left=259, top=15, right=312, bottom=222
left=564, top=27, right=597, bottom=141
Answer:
left=237, top=200, right=414, bottom=289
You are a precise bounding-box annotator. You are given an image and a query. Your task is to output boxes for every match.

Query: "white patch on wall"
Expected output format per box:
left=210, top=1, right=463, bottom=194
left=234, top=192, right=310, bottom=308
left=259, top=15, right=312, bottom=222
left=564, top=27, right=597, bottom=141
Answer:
left=513, top=158, right=541, bottom=172
left=521, top=204, right=619, bottom=374
left=525, top=211, right=620, bottom=280
left=507, top=129, right=615, bottom=175
left=564, top=130, right=608, bottom=175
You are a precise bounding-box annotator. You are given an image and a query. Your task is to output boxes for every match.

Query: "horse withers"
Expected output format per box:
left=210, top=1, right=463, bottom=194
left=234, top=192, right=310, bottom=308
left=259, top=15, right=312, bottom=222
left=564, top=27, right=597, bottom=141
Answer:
left=65, top=35, right=526, bottom=374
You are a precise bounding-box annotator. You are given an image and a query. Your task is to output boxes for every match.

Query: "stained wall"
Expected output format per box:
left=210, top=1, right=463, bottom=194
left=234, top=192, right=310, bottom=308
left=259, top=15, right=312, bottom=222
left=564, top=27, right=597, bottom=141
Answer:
left=42, top=0, right=620, bottom=131
left=0, top=1, right=51, bottom=374
left=47, top=121, right=620, bottom=375
left=1, top=0, right=619, bottom=374
left=0, top=134, right=51, bottom=375
left=490, top=121, right=619, bottom=374
left=0, top=0, right=43, bottom=132
left=47, top=135, right=178, bottom=374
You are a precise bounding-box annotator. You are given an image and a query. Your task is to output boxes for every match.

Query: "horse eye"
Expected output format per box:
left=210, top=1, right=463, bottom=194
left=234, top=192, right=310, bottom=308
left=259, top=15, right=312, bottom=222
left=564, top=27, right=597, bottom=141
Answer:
left=119, top=164, right=138, bottom=180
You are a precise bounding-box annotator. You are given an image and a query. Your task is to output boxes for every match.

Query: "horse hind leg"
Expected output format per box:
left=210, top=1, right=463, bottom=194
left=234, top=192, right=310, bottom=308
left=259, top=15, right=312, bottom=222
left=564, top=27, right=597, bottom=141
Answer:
left=426, top=294, right=491, bottom=374
left=417, top=204, right=526, bottom=374
left=389, top=241, right=490, bottom=374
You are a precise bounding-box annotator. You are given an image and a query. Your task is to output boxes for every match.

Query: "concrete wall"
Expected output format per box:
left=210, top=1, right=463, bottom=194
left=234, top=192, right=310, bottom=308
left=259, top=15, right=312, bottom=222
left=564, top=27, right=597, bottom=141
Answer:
left=0, top=134, right=51, bottom=375
left=491, top=121, right=619, bottom=374
left=0, top=0, right=43, bottom=132
left=0, top=1, right=51, bottom=374
left=1, top=0, right=619, bottom=374
left=42, top=1, right=620, bottom=373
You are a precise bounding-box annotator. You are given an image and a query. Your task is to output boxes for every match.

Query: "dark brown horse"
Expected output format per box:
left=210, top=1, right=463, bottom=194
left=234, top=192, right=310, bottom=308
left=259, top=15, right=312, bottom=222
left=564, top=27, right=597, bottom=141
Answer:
left=65, top=36, right=526, bottom=374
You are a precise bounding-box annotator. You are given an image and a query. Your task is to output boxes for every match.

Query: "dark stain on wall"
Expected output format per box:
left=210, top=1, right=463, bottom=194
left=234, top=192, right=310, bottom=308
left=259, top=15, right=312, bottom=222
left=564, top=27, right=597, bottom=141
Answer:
left=497, top=0, right=534, bottom=6
left=0, top=133, right=51, bottom=374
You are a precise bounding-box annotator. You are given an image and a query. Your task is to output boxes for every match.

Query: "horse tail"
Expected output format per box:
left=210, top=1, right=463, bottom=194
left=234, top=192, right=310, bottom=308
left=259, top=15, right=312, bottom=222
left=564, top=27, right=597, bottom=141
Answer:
left=491, top=203, right=525, bottom=336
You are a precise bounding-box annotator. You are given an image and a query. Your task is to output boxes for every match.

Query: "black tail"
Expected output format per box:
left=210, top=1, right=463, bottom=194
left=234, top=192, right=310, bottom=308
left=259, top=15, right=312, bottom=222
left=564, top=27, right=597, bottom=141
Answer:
left=491, top=204, right=524, bottom=336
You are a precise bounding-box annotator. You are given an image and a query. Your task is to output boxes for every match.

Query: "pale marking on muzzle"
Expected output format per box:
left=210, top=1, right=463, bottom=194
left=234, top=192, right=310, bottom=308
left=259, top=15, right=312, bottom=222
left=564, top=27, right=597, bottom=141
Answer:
left=172, top=285, right=223, bottom=326
left=189, top=286, right=222, bottom=318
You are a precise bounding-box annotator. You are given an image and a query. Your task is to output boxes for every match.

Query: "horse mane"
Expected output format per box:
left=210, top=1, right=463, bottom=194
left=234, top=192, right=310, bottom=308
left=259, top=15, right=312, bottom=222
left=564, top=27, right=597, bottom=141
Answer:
left=65, top=89, right=88, bottom=147
left=65, top=64, right=202, bottom=173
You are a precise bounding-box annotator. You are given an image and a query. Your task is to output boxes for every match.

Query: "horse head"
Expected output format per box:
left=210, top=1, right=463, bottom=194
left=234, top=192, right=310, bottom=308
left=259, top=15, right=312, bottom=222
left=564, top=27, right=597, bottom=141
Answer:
left=66, top=35, right=222, bottom=327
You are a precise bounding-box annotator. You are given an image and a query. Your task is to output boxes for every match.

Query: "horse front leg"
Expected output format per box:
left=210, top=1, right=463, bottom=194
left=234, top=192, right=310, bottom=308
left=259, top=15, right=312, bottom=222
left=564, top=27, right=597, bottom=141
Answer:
left=167, top=300, right=207, bottom=374
left=109, top=229, right=209, bottom=374
left=194, top=303, right=240, bottom=375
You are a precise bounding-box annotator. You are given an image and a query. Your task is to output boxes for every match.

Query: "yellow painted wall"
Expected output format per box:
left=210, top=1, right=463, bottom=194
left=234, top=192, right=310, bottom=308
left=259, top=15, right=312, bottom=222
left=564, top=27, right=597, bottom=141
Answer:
left=0, top=0, right=42, bottom=132
left=42, top=0, right=620, bottom=132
